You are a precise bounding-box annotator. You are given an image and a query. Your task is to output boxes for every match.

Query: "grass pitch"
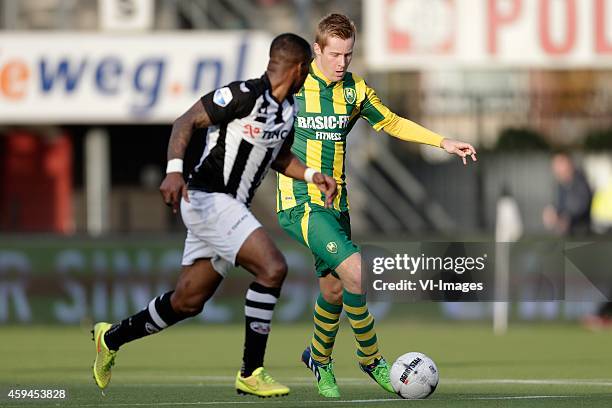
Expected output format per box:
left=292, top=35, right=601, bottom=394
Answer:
left=1, top=320, right=611, bottom=407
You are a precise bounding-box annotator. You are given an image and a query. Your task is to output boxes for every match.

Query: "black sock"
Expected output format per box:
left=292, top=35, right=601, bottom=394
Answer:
left=241, top=282, right=280, bottom=377
left=104, top=291, right=184, bottom=351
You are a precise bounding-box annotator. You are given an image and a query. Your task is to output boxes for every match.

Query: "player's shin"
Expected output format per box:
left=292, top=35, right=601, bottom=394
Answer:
left=241, top=282, right=281, bottom=377
left=310, top=293, right=342, bottom=364
left=343, top=289, right=394, bottom=393
left=103, top=291, right=186, bottom=351
left=342, top=289, right=381, bottom=365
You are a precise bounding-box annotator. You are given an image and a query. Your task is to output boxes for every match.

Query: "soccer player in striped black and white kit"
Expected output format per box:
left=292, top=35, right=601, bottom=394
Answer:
left=91, top=33, right=337, bottom=398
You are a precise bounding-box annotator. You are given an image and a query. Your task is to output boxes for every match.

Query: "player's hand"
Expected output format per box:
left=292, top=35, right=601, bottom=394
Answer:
left=159, top=172, right=189, bottom=214
left=441, top=138, right=477, bottom=165
left=313, top=172, right=337, bottom=208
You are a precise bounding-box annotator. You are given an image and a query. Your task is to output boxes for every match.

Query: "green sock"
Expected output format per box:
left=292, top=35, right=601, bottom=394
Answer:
left=343, top=289, right=381, bottom=366
left=310, top=293, right=342, bottom=364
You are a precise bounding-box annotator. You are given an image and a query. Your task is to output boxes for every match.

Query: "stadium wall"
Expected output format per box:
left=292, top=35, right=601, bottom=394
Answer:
left=0, top=237, right=599, bottom=325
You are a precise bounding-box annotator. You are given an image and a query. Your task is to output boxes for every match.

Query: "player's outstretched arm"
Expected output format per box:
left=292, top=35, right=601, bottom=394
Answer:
left=160, top=101, right=213, bottom=213
left=440, top=138, right=478, bottom=165
left=272, top=134, right=338, bottom=208
left=383, top=117, right=477, bottom=165
left=361, top=84, right=477, bottom=165
left=382, top=115, right=477, bottom=165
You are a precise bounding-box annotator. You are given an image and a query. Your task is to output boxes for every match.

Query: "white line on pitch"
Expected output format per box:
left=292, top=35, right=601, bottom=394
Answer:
left=444, top=379, right=612, bottom=387
left=114, top=375, right=612, bottom=387
left=59, top=395, right=587, bottom=408
left=465, top=395, right=580, bottom=400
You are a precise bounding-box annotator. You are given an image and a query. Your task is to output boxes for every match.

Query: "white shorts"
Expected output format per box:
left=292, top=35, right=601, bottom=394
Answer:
left=181, top=191, right=262, bottom=277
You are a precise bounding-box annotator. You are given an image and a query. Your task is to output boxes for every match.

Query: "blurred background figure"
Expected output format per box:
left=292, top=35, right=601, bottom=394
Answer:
left=541, top=152, right=612, bottom=330
left=542, top=152, right=592, bottom=237
left=496, top=186, right=523, bottom=243
left=584, top=172, right=612, bottom=330
left=591, top=179, right=612, bottom=234
left=583, top=301, right=612, bottom=330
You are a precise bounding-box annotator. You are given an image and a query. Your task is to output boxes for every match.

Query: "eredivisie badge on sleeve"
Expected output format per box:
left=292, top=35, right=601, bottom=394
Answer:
left=213, top=87, right=233, bottom=107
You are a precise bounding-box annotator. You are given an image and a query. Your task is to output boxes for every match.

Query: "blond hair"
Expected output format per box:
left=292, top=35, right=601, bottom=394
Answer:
left=315, top=13, right=356, bottom=49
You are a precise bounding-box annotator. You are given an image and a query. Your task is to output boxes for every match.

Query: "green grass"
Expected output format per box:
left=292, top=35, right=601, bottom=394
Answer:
left=1, top=321, right=611, bottom=407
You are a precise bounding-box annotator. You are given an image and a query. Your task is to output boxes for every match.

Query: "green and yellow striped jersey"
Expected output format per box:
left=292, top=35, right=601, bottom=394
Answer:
left=277, top=61, right=401, bottom=212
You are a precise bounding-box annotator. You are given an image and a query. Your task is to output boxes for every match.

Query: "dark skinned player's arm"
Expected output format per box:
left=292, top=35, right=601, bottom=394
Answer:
left=272, top=130, right=337, bottom=207
left=167, top=100, right=213, bottom=161
left=271, top=130, right=308, bottom=180
left=161, top=100, right=214, bottom=211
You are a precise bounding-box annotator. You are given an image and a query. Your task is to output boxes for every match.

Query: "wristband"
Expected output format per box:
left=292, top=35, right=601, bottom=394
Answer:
left=166, top=158, right=183, bottom=174
left=304, top=168, right=317, bottom=183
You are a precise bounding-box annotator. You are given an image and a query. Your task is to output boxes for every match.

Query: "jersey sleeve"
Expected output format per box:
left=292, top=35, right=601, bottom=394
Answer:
left=359, top=82, right=443, bottom=147
left=200, top=81, right=256, bottom=125
left=359, top=83, right=396, bottom=131
left=383, top=116, right=444, bottom=147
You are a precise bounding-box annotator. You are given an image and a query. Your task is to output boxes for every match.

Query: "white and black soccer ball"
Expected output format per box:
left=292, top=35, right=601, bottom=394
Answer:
left=390, top=352, right=439, bottom=399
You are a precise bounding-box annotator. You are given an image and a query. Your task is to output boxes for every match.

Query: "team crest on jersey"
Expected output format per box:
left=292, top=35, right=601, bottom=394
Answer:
left=213, top=87, right=233, bottom=107
left=344, top=88, right=356, bottom=104
left=326, top=241, right=338, bottom=254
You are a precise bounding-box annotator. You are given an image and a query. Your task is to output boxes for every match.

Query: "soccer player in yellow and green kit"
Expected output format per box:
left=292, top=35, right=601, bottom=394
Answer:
left=276, top=14, right=477, bottom=398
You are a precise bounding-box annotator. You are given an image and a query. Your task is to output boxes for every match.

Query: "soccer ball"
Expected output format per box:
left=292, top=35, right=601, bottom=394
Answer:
left=390, top=352, right=439, bottom=399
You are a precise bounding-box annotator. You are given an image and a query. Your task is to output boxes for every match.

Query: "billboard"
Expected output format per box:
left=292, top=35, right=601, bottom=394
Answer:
left=0, top=32, right=271, bottom=123
left=365, top=0, right=612, bottom=69
left=0, top=238, right=384, bottom=324
left=0, top=238, right=598, bottom=324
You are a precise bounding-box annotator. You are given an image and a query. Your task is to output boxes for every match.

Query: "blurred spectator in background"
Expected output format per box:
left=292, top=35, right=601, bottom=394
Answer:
left=542, top=152, right=592, bottom=236
left=591, top=180, right=612, bottom=234
left=543, top=152, right=612, bottom=329
left=585, top=177, right=612, bottom=329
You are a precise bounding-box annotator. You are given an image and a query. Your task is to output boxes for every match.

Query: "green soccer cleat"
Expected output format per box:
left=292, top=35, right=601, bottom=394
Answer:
left=235, top=367, right=290, bottom=398
left=91, top=322, right=117, bottom=390
left=360, top=357, right=394, bottom=394
left=301, top=347, right=340, bottom=398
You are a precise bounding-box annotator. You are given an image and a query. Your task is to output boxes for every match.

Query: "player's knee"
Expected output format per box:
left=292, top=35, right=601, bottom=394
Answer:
left=322, top=286, right=343, bottom=304
left=336, top=258, right=363, bottom=294
left=342, top=273, right=362, bottom=294
left=260, top=258, right=287, bottom=287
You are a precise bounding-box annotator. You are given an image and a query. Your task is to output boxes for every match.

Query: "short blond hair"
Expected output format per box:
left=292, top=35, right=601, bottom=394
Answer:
left=315, top=13, right=356, bottom=49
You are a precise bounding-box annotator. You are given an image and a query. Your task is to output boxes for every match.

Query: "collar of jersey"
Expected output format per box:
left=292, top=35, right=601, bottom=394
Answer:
left=310, top=60, right=341, bottom=87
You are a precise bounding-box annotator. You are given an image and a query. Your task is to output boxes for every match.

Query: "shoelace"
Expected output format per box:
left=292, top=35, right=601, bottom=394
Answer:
left=372, top=361, right=389, bottom=380
left=258, top=370, right=276, bottom=384
left=105, top=352, right=116, bottom=369
left=321, top=361, right=337, bottom=384
left=321, top=360, right=334, bottom=373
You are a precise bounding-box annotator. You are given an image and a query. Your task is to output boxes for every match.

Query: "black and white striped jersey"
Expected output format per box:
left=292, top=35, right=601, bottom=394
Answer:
left=188, top=74, right=297, bottom=206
